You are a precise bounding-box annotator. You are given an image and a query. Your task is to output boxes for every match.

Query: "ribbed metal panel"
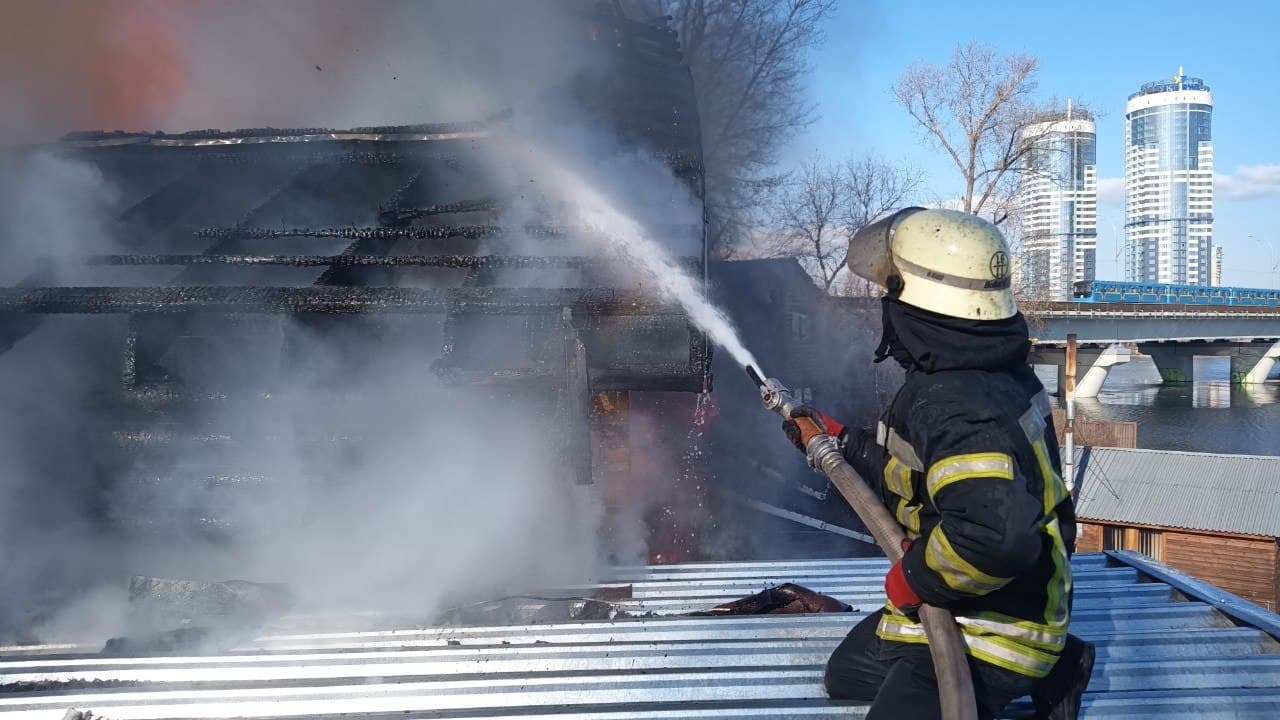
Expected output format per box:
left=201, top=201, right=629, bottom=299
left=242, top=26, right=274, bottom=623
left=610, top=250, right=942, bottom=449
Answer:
left=1074, top=447, right=1280, bottom=536
left=2, top=553, right=1279, bottom=719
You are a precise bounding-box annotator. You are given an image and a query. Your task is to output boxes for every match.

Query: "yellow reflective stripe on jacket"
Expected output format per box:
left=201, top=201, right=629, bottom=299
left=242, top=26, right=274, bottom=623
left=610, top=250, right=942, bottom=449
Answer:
left=1031, top=437, right=1073, bottom=627
left=883, top=456, right=920, bottom=537
left=961, top=612, right=1068, bottom=652
left=925, top=452, right=1014, bottom=498
left=925, top=524, right=1012, bottom=595
left=1042, top=517, right=1071, bottom=626
left=883, top=457, right=913, bottom=499
left=877, top=611, right=1061, bottom=678
left=895, top=498, right=922, bottom=537
left=1032, top=438, right=1070, bottom=512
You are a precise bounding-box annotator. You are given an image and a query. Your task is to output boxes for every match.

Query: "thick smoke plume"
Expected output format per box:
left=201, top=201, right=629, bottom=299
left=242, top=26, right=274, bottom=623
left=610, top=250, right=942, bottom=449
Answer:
left=0, top=0, right=732, bottom=645
left=0, top=1, right=584, bottom=140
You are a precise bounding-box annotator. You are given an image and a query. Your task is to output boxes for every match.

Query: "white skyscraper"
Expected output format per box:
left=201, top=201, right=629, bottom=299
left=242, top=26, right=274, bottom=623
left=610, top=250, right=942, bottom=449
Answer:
left=1018, top=105, right=1097, bottom=301
left=1124, top=71, right=1214, bottom=285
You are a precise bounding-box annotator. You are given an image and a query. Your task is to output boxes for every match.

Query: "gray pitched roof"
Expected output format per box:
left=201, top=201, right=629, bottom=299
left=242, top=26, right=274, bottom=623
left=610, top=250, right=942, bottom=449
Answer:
left=4, top=553, right=1280, bottom=718
left=1073, top=447, right=1280, bottom=537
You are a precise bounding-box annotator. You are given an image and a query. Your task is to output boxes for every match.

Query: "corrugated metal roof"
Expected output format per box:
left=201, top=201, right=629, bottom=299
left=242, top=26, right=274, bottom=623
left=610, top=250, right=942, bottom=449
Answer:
left=2, top=552, right=1279, bottom=718
left=1073, top=447, right=1280, bottom=537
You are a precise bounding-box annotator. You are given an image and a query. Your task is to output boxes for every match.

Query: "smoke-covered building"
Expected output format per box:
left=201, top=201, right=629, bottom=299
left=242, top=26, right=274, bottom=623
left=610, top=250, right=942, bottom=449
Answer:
left=0, top=5, right=722, bottom=641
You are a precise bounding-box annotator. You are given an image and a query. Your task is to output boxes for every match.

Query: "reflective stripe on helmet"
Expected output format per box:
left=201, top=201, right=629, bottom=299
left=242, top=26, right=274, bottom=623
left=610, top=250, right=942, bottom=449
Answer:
left=894, top=253, right=1012, bottom=291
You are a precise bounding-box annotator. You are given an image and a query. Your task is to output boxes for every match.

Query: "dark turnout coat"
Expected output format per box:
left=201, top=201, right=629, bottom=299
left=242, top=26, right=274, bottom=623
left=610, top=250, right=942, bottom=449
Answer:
left=843, top=299, right=1076, bottom=678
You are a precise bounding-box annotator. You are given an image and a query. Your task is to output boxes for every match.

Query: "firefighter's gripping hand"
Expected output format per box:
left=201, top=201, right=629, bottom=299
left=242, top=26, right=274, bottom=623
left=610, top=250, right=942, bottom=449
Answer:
left=782, top=406, right=846, bottom=452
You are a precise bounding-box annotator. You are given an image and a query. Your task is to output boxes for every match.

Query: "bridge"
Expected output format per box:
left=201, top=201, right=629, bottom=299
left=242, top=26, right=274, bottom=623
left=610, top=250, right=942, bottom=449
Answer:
left=1026, top=302, right=1280, bottom=397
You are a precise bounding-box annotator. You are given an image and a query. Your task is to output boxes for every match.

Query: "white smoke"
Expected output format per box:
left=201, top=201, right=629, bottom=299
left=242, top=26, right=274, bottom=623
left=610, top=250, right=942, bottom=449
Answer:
left=0, top=0, right=761, bottom=646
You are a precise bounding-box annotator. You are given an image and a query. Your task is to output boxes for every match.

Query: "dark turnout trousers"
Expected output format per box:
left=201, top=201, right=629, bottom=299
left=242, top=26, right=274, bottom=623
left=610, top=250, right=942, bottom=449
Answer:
left=824, top=611, right=1039, bottom=720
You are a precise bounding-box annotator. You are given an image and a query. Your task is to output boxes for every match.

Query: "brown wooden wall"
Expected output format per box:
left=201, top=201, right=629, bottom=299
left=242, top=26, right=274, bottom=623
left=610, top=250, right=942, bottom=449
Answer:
left=1163, top=531, right=1278, bottom=610
left=1052, top=409, right=1137, bottom=448
left=1076, top=521, right=1278, bottom=610
left=1077, top=522, right=1103, bottom=553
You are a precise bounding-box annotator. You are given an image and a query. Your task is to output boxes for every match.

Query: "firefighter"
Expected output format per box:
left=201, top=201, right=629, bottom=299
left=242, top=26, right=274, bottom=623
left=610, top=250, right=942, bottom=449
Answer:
left=781, top=208, right=1094, bottom=720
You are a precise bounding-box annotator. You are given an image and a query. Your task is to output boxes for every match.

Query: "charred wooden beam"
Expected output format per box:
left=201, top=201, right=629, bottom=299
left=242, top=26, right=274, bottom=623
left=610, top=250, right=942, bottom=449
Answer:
left=0, top=262, right=57, bottom=355
left=313, top=239, right=387, bottom=286
left=80, top=254, right=646, bottom=270
left=379, top=198, right=496, bottom=226
left=374, top=166, right=430, bottom=229
left=61, top=122, right=490, bottom=147
left=193, top=225, right=509, bottom=241
left=189, top=223, right=701, bottom=243
left=0, top=286, right=682, bottom=316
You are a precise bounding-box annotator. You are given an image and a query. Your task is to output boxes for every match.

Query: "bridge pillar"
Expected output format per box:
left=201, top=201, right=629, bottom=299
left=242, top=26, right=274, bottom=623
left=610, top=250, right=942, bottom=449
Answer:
left=1028, top=344, right=1132, bottom=398
left=1139, top=342, right=1198, bottom=383
left=1139, top=340, right=1280, bottom=383
left=1027, top=348, right=1066, bottom=394
left=1075, top=344, right=1132, bottom=398
left=1242, top=339, right=1280, bottom=384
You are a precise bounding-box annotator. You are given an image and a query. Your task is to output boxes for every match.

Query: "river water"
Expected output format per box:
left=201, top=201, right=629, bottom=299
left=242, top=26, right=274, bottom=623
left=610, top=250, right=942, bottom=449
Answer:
left=1035, top=359, right=1280, bottom=457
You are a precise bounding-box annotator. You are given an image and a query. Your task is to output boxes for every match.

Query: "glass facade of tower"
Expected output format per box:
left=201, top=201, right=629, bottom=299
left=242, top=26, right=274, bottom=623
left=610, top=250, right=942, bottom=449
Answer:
left=1124, top=77, right=1214, bottom=285
left=1018, top=114, right=1097, bottom=300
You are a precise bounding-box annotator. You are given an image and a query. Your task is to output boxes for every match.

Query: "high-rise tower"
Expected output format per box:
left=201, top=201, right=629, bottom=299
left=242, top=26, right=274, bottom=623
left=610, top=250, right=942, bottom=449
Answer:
left=1124, top=70, right=1214, bottom=285
left=1018, top=103, right=1097, bottom=300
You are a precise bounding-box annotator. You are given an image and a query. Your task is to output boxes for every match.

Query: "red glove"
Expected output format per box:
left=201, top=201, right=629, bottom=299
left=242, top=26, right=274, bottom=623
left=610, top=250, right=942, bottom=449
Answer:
left=885, top=542, right=922, bottom=614
left=782, top=406, right=846, bottom=451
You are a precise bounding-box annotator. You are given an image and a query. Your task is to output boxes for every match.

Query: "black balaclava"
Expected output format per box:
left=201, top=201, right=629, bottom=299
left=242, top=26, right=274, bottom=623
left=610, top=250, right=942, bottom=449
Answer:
left=874, top=293, right=1031, bottom=374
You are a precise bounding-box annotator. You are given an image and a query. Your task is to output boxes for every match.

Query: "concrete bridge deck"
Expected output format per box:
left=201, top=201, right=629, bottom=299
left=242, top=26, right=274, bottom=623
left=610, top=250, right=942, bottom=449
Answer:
left=1023, top=302, right=1280, bottom=394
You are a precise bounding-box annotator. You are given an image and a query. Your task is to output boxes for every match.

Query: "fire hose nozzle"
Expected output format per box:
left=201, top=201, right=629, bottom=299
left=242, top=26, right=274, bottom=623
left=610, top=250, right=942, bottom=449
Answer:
left=745, top=365, right=795, bottom=416
left=758, top=376, right=799, bottom=420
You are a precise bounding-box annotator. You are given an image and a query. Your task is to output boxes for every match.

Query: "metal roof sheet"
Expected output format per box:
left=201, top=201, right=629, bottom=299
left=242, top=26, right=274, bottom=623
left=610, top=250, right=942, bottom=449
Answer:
left=2, top=552, right=1279, bottom=718
left=1072, top=447, right=1280, bottom=537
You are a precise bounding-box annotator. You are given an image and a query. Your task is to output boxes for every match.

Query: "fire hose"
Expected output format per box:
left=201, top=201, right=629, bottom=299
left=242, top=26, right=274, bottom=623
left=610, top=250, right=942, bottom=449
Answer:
left=747, top=365, right=978, bottom=720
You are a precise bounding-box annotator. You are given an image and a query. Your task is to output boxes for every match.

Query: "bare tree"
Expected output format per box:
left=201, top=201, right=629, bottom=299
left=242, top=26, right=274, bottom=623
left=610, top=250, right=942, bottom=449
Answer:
left=625, top=0, right=836, bottom=257
left=835, top=155, right=922, bottom=295
left=767, top=153, right=920, bottom=293
left=843, top=155, right=923, bottom=233
left=769, top=153, right=844, bottom=290
left=893, top=42, right=1042, bottom=225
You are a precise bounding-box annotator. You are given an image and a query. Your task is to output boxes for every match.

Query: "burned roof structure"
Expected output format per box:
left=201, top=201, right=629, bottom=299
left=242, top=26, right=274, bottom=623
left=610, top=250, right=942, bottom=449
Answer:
left=0, top=8, right=708, bottom=527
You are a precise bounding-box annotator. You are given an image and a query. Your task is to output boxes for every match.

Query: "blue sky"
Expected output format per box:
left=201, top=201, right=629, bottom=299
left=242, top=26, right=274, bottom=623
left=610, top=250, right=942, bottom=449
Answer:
left=784, top=0, right=1280, bottom=288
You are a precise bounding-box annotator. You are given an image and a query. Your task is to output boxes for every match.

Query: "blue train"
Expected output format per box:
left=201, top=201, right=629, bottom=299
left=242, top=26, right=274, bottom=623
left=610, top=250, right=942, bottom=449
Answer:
left=1072, top=280, right=1280, bottom=306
